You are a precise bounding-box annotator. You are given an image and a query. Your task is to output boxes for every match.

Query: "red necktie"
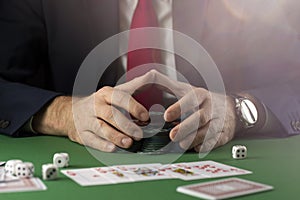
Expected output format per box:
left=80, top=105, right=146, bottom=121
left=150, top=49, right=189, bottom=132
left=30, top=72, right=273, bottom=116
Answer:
left=127, top=0, right=162, bottom=110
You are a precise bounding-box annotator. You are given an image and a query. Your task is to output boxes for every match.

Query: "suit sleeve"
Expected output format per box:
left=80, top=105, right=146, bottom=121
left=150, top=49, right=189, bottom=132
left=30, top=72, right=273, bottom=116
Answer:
left=0, top=0, right=59, bottom=137
left=247, top=78, right=300, bottom=137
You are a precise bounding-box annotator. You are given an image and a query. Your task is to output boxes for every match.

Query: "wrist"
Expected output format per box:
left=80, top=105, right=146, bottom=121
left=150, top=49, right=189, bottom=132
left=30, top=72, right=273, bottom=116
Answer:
left=32, top=96, right=72, bottom=136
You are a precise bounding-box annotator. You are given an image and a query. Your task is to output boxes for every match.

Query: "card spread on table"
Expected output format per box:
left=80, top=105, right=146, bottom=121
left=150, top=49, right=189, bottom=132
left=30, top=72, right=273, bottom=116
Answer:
left=61, top=161, right=252, bottom=186
left=177, top=178, right=273, bottom=200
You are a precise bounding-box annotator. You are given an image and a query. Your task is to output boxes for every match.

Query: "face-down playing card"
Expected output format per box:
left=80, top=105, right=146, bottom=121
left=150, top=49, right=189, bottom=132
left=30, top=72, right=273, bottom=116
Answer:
left=177, top=177, right=273, bottom=200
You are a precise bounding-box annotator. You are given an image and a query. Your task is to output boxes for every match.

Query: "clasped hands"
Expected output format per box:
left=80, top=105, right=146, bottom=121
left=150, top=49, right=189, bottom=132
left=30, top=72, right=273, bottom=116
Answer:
left=33, top=70, right=237, bottom=153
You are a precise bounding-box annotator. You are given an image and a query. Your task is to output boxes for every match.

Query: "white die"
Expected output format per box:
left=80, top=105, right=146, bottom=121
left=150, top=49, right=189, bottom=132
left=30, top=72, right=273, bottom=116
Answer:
left=42, top=164, right=58, bottom=180
left=232, top=145, right=247, bottom=159
left=15, top=162, right=34, bottom=178
left=4, top=159, right=23, bottom=176
left=53, top=153, right=69, bottom=168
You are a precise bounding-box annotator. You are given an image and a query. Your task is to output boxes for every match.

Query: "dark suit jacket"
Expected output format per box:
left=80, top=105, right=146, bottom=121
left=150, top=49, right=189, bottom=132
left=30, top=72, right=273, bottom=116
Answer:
left=1, top=0, right=300, bottom=137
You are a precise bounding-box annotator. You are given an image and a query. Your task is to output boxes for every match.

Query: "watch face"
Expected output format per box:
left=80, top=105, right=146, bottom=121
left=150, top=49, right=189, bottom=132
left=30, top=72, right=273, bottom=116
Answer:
left=240, top=99, right=258, bottom=125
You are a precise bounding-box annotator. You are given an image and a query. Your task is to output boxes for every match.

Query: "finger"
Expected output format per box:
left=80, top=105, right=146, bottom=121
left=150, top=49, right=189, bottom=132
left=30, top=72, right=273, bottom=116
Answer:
left=99, top=87, right=149, bottom=121
left=177, top=118, right=225, bottom=150
left=195, top=134, right=223, bottom=153
left=177, top=123, right=214, bottom=150
left=191, top=130, right=217, bottom=152
left=79, top=130, right=117, bottom=152
left=116, top=70, right=194, bottom=98
left=194, top=127, right=229, bottom=153
left=95, top=106, right=143, bottom=139
left=150, top=70, right=195, bottom=97
left=169, top=109, right=210, bottom=142
left=178, top=131, right=198, bottom=150
left=178, top=127, right=209, bottom=150
left=164, top=88, right=208, bottom=122
left=207, top=131, right=231, bottom=151
left=115, top=70, right=155, bottom=93
left=90, top=118, right=135, bottom=148
left=194, top=144, right=201, bottom=152
left=196, top=118, right=230, bottom=152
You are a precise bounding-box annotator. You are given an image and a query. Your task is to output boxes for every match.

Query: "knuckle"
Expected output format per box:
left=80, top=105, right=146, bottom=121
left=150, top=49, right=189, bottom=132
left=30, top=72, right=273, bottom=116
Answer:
left=179, top=142, right=189, bottom=150
left=100, top=86, right=112, bottom=93
left=98, top=86, right=113, bottom=98
left=130, top=101, right=143, bottom=115
left=105, top=131, right=120, bottom=143
left=195, top=88, right=208, bottom=100
left=194, top=87, right=205, bottom=94
left=197, top=110, right=208, bottom=126
left=122, top=122, right=136, bottom=134
left=103, top=109, right=115, bottom=122
left=115, top=91, right=130, bottom=107
left=97, top=120, right=106, bottom=130
left=177, top=124, right=187, bottom=137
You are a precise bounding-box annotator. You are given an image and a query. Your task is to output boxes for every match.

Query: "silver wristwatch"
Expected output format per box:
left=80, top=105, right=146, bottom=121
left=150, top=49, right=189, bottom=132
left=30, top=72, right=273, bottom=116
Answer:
left=233, top=96, right=258, bottom=129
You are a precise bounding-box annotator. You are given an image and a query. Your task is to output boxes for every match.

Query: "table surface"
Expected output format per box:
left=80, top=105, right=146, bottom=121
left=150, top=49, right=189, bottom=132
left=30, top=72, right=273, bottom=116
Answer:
left=0, top=133, right=299, bottom=200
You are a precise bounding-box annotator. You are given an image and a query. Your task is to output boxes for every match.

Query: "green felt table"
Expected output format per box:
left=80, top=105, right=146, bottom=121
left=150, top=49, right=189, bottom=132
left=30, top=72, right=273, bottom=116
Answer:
left=0, top=133, right=299, bottom=200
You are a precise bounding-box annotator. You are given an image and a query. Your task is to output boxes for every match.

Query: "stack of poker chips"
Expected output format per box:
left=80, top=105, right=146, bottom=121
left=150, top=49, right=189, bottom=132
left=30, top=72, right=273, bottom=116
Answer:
left=123, top=112, right=180, bottom=154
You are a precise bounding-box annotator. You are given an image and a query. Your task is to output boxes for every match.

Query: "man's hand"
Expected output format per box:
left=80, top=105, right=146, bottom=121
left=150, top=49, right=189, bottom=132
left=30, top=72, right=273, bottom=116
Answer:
left=32, top=87, right=149, bottom=152
left=165, top=88, right=237, bottom=153
left=117, top=70, right=238, bottom=153
left=33, top=70, right=237, bottom=153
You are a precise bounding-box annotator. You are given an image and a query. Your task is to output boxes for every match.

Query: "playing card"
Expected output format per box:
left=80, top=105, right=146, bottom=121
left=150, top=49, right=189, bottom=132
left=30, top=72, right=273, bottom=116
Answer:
left=160, top=163, right=208, bottom=180
left=177, top=178, right=273, bottom=200
left=93, top=167, right=133, bottom=184
left=0, top=177, right=46, bottom=193
left=112, top=163, right=173, bottom=181
left=61, top=168, right=113, bottom=186
left=183, top=161, right=252, bottom=179
left=161, top=161, right=252, bottom=180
